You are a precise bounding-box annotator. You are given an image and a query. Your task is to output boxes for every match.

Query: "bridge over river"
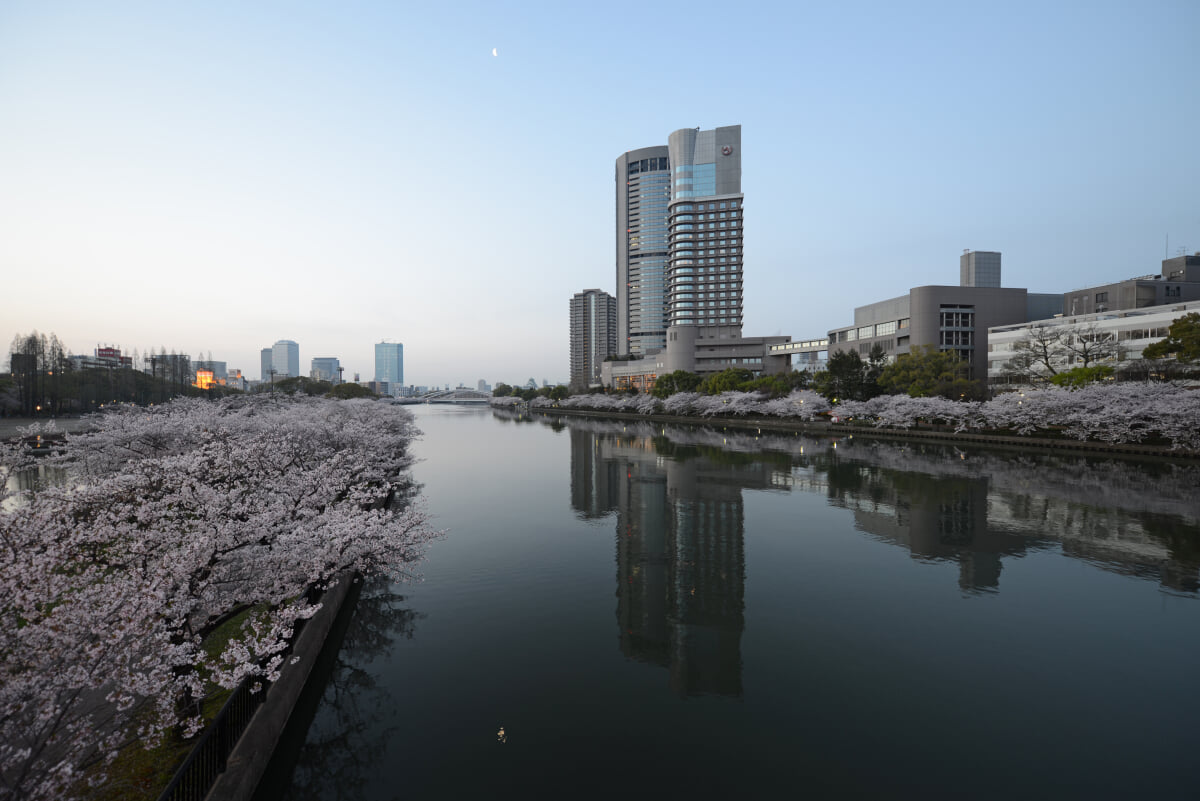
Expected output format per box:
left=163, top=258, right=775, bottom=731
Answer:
left=393, top=389, right=491, bottom=405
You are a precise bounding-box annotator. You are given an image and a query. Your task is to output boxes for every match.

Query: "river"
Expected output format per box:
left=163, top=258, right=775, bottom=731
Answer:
left=275, top=404, right=1200, bottom=800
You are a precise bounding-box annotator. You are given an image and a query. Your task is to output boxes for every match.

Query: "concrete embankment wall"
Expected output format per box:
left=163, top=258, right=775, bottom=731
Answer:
left=205, top=572, right=361, bottom=801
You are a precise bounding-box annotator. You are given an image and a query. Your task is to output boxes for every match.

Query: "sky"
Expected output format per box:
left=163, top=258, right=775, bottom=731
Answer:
left=2, top=0, right=1198, bottom=387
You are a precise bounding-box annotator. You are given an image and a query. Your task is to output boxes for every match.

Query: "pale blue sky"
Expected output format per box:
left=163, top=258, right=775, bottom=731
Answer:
left=2, top=0, right=1197, bottom=386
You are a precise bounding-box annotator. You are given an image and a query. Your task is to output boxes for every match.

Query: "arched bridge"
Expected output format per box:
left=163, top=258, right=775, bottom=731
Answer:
left=401, top=389, right=492, bottom=404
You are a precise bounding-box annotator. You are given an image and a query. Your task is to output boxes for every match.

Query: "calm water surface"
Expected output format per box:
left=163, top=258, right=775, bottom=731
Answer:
left=278, top=405, right=1200, bottom=800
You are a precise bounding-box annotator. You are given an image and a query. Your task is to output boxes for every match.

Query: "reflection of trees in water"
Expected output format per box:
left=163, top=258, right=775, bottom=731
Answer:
left=283, top=577, right=423, bottom=801
left=545, top=413, right=1200, bottom=595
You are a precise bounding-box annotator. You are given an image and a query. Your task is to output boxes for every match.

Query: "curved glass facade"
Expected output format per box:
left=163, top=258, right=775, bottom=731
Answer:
left=619, top=152, right=671, bottom=354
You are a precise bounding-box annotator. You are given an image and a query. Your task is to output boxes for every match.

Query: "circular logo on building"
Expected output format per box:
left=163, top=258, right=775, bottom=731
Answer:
left=721, top=145, right=733, bottom=156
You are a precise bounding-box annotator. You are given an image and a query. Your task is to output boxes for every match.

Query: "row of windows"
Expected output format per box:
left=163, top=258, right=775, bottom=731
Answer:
left=672, top=317, right=739, bottom=325
left=939, top=311, right=975, bottom=328
left=672, top=234, right=740, bottom=244
left=673, top=258, right=740, bottom=266
left=684, top=200, right=737, bottom=210
left=1118, top=327, right=1169, bottom=340
left=672, top=211, right=739, bottom=221
left=672, top=222, right=739, bottom=232
left=940, top=330, right=974, bottom=347
left=628, top=157, right=669, bottom=175
left=673, top=249, right=740, bottom=256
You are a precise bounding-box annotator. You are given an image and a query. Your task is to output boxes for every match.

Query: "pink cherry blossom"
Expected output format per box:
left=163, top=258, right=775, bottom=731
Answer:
left=0, top=396, right=440, bottom=801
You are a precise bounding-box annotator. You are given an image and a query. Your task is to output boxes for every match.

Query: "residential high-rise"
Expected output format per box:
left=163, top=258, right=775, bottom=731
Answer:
left=616, top=145, right=671, bottom=356
left=570, top=289, right=617, bottom=389
left=960, top=250, right=1002, bottom=288
left=374, top=341, right=403, bottom=389
left=272, top=340, right=300, bottom=378
left=311, top=357, right=341, bottom=384
left=666, top=125, right=744, bottom=332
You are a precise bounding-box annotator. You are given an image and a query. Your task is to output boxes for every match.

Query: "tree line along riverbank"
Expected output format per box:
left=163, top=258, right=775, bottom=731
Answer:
left=490, top=383, right=1200, bottom=458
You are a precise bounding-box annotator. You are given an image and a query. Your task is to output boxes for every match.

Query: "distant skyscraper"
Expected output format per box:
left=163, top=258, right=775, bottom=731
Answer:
left=311, top=357, right=341, bottom=384
left=570, top=289, right=617, bottom=389
left=272, top=340, right=300, bottom=378
left=374, top=341, right=403, bottom=389
left=961, top=250, right=1002, bottom=288
left=260, top=348, right=273, bottom=382
left=616, top=145, right=671, bottom=356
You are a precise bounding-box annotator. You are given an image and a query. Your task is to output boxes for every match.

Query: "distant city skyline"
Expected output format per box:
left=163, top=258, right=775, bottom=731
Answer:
left=2, top=2, right=1197, bottom=385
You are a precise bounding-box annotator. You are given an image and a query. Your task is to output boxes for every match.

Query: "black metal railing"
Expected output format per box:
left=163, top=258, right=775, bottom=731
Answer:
left=156, top=674, right=268, bottom=801
left=156, top=585, right=327, bottom=801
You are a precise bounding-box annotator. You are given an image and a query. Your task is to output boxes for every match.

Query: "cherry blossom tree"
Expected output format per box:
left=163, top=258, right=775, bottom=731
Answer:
left=0, top=396, right=439, bottom=801
left=492, top=384, right=1200, bottom=450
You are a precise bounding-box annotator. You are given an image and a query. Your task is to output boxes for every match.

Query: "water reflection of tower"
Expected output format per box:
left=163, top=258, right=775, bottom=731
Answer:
left=589, top=434, right=750, bottom=697
left=569, top=428, right=621, bottom=519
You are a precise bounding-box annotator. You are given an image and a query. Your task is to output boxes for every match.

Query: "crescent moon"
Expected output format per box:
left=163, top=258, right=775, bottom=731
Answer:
left=492, top=47, right=498, bottom=57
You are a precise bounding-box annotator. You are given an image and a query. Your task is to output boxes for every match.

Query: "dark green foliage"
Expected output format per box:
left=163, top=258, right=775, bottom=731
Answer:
left=327, top=383, right=375, bottom=399
left=651, top=370, right=702, bottom=399
left=812, top=350, right=871, bottom=402
left=877, top=345, right=985, bottom=399
left=1142, top=312, right=1200, bottom=363
left=270, top=376, right=333, bottom=396
left=492, top=383, right=513, bottom=397
left=1049, top=365, right=1114, bottom=388
left=698, top=368, right=755, bottom=395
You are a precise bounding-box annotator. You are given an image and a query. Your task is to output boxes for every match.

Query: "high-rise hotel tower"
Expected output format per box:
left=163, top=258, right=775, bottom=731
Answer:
left=604, top=125, right=787, bottom=389
left=616, top=126, right=742, bottom=357
left=665, top=125, right=743, bottom=333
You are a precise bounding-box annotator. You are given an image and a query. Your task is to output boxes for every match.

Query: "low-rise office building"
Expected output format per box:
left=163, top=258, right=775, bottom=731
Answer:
left=1063, top=254, right=1200, bottom=316
left=601, top=328, right=791, bottom=391
left=987, top=299, right=1200, bottom=382
left=826, top=285, right=1062, bottom=381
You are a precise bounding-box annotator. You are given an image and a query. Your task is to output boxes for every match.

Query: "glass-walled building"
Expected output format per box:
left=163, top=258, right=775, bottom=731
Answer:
left=272, top=340, right=300, bottom=378
left=616, top=146, right=670, bottom=357
left=311, top=357, right=341, bottom=384
left=374, top=341, right=403, bottom=389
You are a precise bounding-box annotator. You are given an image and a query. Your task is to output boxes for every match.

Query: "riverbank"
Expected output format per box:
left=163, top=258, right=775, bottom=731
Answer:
left=511, top=405, right=1200, bottom=460
left=0, top=416, right=90, bottom=439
